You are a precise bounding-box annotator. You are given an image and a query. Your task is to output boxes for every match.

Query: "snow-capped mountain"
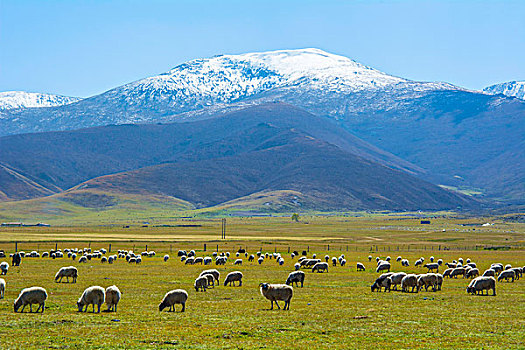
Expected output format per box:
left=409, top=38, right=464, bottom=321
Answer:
left=0, top=91, right=81, bottom=111
left=483, top=81, right=525, bottom=100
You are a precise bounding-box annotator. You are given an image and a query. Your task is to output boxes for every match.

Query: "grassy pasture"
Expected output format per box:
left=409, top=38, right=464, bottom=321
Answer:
left=0, top=215, right=523, bottom=349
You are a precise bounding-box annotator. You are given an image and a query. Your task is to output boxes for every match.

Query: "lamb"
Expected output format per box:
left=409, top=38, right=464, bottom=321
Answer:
left=388, top=272, right=407, bottom=291
left=224, top=271, right=243, bottom=286
left=497, top=269, right=515, bottom=282
left=77, top=286, right=105, bottom=313
left=482, top=269, right=495, bottom=277
left=164, top=255, right=170, bottom=262
left=14, top=287, right=48, bottom=313
left=401, top=274, right=418, bottom=293
left=424, top=263, right=439, bottom=273
left=0, top=261, right=8, bottom=275
left=105, top=285, right=121, bottom=312
left=356, top=263, right=366, bottom=271
left=0, top=278, right=5, bottom=299
left=259, top=283, right=293, bottom=310
left=159, top=289, right=188, bottom=312
left=312, top=262, right=329, bottom=273
left=417, top=273, right=438, bottom=292
left=376, top=262, right=391, bottom=273
left=234, top=259, right=243, bottom=265
left=54, top=266, right=78, bottom=283
left=466, top=268, right=479, bottom=279
left=449, top=267, right=466, bottom=278
left=285, top=271, right=305, bottom=287
left=371, top=275, right=391, bottom=292
left=199, top=269, right=220, bottom=283
left=194, top=276, right=208, bottom=292
left=466, top=276, right=496, bottom=296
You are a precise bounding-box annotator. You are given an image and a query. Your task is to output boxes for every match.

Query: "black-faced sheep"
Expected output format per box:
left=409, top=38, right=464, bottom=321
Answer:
left=371, top=275, right=391, bottom=292
left=259, top=283, right=293, bottom=310
left=159, top=289, right=188, bottom=312
left=14, top=287, right=47, bottom=313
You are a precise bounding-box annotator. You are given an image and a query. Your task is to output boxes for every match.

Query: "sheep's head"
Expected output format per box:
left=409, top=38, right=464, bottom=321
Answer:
left=13, top=298, right=22, bottom=312
left=77, top=301, right=83, bottom=312
left=159, top=301, right=167, bottom=312
left=259, top=283, right=270, bottom=291
left=371, top=282, right=379, bottom=292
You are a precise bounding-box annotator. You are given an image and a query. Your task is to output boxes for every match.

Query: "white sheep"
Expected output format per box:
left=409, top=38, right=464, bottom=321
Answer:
left=324, top=255, right=330, bottom=262
left=401, top=274, right=418, bottom=293
left=77, top=286, right=105, bottom=313
left=331, top=257, right=337, bottom=266
left=201, top=274, right=215, bottom=287
left=0, top=261, right=8, bottom=275
left=224, top=271, right=243, bottom=286
left=259, top=283, right=293, bottom=310
left=105, top=285, right=121, bottom=312
left=497, top=269, right=515, bottom=282
left=14, top=287, right=48, bottom=313
left=467, top=276, right=496, bottom=296
left=194, top=276, right=208, bottom=292
left=388, top=272, right=407, bottom=291
left=371, top=274, right=391, bottom=292
left=54, top=266, right=78, bottom=283
left=248, top=255, right=255, bottom=262
left=234, top=259, right=243, bottom=265
left=424, top=263, right=439, bottom=273
left=417, top=273, right=438, bottom=292
left=258, top=257, right=264, bottom=265
left=356, top=263, right=365, bottom=271
left=285, top=271, right=305, bottom=287
left=376, top=262, right=391, bottom=273
left=0, top=278, right=5, bottom=299
left=163, top=255, right=170, bottom=262
left=199, top=269, right=220, bottom=283
left=159, top=289, right=188, bottom=312
left=312, top=262, right=329, bottom=273
left=340, top=259, right=346, bottom=266
left=78, top=256, right=87, bottom=263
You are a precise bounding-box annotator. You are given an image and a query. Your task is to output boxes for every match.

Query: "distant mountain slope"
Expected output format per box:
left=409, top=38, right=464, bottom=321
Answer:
left=0, top=91, right=81, bottom=111
left=483, top=81, right=525, bottom=100
left=0, top=103, right=474, bottom=210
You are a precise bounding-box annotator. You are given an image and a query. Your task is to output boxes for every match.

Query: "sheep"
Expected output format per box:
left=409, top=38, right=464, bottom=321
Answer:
left=14, top=287, right=48, bottom=313
left=248, top=255, right=255, bottom=262
left=467, top=262, right=477, bottom=269
left=163, top=255, right=170, bottom=262
left=497, top=269, right=515, bottom=283
left=445, top=262, right=456, bottom=269
left=77, top=286, right=105, bottom=313
left=482, top=269, right=495, bottom=277
left=504, top=264, right=512, bottom=270
left=194, top=276, right=208, bottom=292
left=312, top=254, right=317, bottom=259
left=204, top=257, right=212, bottom=265
left=312, top=262, right=329, bottom=273
left=201, top=274, right=215, bottom=287
left=435, top=273, right=443, bottom=291
left=101, top=256, right=108, bottom=263
left=258, top=257, right=264, bottom=265
left=324, top=255, right=330, bottom=262
left=490, top=263, right=503, bottom=274
left=415, top=259, right=423, bottom=267
left=185, top=257, right=195, bottom=265
left=259, top=283, right=293, bottom=310
left=293, top=262, right=300, bottom=271
left=401, top=259, right=410, bottom=267
left=466, top=268, right=480, bottom=279
left=79, top=256, right=87, bottom=263
left=216, top=257, right=227, bottom=265
left=376, top=262, right=391, bottom=273
left=371, top=275, right=391, bottom=292
left=340, top=259, right=346, bottom=266
left=0, top=262, right=8, bottom=275
left=385, top=256, right=391, bottom=262
left=417, top=274, right=438, bottom=292
left=12, top=253, right=21, bottom=266
left=331, top=257, right=337, bottom=266
left=442, top=268, right=453, bottom=278
left=437, top=259, right=443, bottom=266
left=194, top=257, right=203, bottom=265
left=0, top=278, right=5, bottom=299
left=278, top=258, right=284, bottom=266
left=54, top=266, right=78, bottom=283
left=388, top=272, right=407, bottom=291
left=159, top=289, right=188, bottom=312
left=430, top=256, right=434, bottom=262
left=401, top=274, right=418, bottom=293
left=105, top=285, right=121, bottom=312
left=285, top=271, right=305, bottom=287
left=511, top=267, right=522, bottom=280
left=467, top=276, right=496, bottom=296
left=108, top=256, right=114, bottom=264
left=224, top=271, right=243, bottom=286
left=234, top=259, right=243, bottom=265
left=356, top=263, right=366, bottom=272
left=199, top=269, right=220, bottom=283
left=368, top=255, right=373, bottom=262
left=449, top=267, right=466, bottom=279
left=424, top=263, right=439, bottom=273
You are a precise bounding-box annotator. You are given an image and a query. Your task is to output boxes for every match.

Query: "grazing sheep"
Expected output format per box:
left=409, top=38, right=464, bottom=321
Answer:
left=194, top=276, right=208, bottom=292
left=356, top=263, right=366, bottom=272
left=368, top=255, right=373, bottom=262
left=331, top=257, right=337, bottom=266
left=450, top=267, right=466, bottom=279
left=417, top=274, right=438, bottom=292
left=224, top=271, right=243, bottom=286
left=467, top=276, right=496, bottom=296
left=258, top=257, right=264, bottom=265
left=159, top=289, right=188, bottom=312
left=278, top=258, right=284, bottom=266
left=401, top=274, right=418, bottom=293
left=312, top=262, right=329, bottom=273
left=199, top=269, right=220, bottom=283
left=467, top=262, right=477, bottom=269
left=203, top=257, right=212, bottom=265
left=54, top=266, right=78, bottom=283
left=0, top=278, right=5, bottom=299
left=497, top=270, right=515, bottom=282
left=437, top=259, right=443, bottom=266
left=101, top=256, right=108, bottom=263
left=285, top=271, right=305, bottom=287
left=504, top=264, right=512, bottom=270
left=482, top=269, right=495, bottom=277
left=424, top=263, right=439, bottom=273
left=259, top=283, right=293, bottom=310
left=385, top=256, right=391, bottom=262
left=216, top=257, right=227, bottom=265
left=324, top=255, right=330, bottom=262
left=185, top=257, right=195, bottom=265
left=248, top=255, right=255, bottom=262
left=234, top=259, right=243, bottom=265
left=105, top=285, right=121, bottom=312
left=435, top=273, right=443, bottom=291
left=376, top=262, right=391, bottom=273
left=511, top=267, right=522, bottom=280
left=401, top=259, right=410, bottom=267
left=163, top=255, right=170, bottom=262
left=415, top=259, right=423, bottom=267
left=396, top=256, right=402, bottom=262
left=294, top=263, right=301, bottom=271
left=0, top=262, right=8, bottom=275
left=466, top=268, right=480, bottom=279
left=12, top=253, right=21, bottom=266
left=14, top=287, right=48, bottom=313
left=445, top=262, right=456, bottom=269
left=340, top=259, right=346, bottom=266
left=430, top=256, right=434, bottom=262
left=371, top=275, right=391, bottom=292
left=194, top=257, right=203, bottom=265
left=77, top=286, right=105, bottom=313
left=490, top=264, right=503, bottom=274
left=79, top=256, right=87, bottom=263
left=202, top=274, right=215, bottom=287
left=108, top=256, right=114, bottom=264
left=388, top=272, right=407, bottom=291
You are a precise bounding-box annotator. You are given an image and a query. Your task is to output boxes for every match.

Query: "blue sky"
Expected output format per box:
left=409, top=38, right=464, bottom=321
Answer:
left=1, top=0, right=523, bottom=97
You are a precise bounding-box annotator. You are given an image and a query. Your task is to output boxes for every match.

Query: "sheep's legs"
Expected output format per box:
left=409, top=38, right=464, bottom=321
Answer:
left=181, top=303, right=185, bottom=312
left=274, top=300, right=280, bottom=309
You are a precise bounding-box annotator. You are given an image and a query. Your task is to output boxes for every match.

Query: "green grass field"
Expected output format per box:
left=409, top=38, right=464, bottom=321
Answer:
left=0, top=215, right=523, bottom=349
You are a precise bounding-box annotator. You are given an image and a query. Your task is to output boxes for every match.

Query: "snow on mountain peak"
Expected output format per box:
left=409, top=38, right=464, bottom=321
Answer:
left=0, top=91, right=81, bottom=111
left=483, top=81, right=525, bottom=100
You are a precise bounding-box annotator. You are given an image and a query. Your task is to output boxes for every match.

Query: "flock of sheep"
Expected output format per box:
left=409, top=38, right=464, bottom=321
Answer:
left=0, top=247, right=523, bottom=314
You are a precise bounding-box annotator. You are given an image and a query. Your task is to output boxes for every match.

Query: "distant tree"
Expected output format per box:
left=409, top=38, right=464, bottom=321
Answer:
left=291, top=213, right=300, bottom=222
